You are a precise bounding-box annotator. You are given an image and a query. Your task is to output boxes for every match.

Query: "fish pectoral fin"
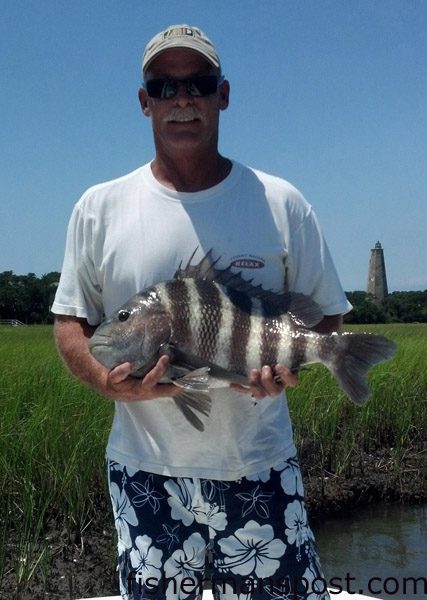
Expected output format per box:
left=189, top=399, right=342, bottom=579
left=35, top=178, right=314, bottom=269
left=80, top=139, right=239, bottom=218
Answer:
left=172, top=367, right=211, bottom=392
left=173, top=391, right=212, bottom=432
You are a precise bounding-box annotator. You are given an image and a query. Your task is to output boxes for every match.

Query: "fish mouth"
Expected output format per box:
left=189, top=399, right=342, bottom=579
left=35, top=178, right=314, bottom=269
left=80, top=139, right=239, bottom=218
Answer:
left=88, top=334, right=112, bottom=351
left=88, top=334, right=117, bottom=369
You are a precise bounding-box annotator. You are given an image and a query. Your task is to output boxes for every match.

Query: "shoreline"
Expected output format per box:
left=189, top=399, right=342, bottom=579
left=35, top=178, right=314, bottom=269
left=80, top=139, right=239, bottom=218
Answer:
left=3, top=446, right=425, bottom=599
left=303, top=444, right=426, bottom=521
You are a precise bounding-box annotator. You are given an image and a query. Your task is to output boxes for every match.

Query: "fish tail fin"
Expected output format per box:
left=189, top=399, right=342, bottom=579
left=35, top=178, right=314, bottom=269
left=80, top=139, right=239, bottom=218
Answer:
left=173, top=391, right=211, bottom=432
left=328, top=333, right=397, bottom=404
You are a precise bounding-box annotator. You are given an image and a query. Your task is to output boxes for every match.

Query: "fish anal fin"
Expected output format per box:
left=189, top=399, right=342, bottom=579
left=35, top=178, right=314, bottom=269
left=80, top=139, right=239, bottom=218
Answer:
left=173, top=391, right=212, bottom=432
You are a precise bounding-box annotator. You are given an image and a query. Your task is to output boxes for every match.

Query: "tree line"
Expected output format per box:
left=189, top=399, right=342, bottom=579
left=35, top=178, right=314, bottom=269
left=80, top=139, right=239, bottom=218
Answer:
left=344, top=290, right=427, bottom=324
left=0, top=271, right=60, bottom=324
left=0, top=271, right=426, bottom=325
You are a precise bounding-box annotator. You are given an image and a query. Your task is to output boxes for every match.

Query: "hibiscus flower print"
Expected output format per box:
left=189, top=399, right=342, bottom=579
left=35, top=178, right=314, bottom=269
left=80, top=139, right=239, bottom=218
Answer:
left=130, top=473, right=165, bottom=514
left=302, top=562, right=330, bottom=599
left=156, top=523, right=180, bottom=551
left=164, top=477, right=227, bottom=535
left=164, top=478, right=202, bottom=526
left=216, top=520, right=286, bottom=578
left=109, top=482, right=138, bottom=551
left=279, top=457, right=304, bottom=497
left=284, top=500, right=314, bottom=559
left=235, top=485, right=275, bottom=518
left=164, top=532, right=206, bottom=599
left=245, top=467, right=272, bottom=482
left=201, top=479, right=230, bottom=508
left=129, top=534, right=163, bottom=584
left=117, top=550, right=131, bottom=600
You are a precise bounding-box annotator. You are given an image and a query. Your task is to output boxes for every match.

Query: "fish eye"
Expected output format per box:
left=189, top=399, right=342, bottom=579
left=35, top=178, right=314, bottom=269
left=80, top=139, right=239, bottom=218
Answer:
left=118, top=310, right=130, bottom=322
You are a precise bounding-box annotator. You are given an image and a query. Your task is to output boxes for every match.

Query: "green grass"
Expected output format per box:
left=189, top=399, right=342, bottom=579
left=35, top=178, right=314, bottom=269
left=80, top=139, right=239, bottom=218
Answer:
left=0, top=323, right=425, bottom=595
left=0, top=326, right=113, bottom=595
left=288, top=323, right=427, bottom=473
left=0, top=326, right=113, bottom=523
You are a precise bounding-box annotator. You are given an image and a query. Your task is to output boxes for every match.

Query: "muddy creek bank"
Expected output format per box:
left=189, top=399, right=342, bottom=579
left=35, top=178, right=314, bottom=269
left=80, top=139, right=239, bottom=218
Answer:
left=2, top=445, right=425, bottom=600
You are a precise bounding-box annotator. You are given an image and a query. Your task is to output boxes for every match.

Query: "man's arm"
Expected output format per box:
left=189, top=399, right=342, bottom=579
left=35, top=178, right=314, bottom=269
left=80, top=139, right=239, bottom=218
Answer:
left=54, top=315, right=179, bottom=401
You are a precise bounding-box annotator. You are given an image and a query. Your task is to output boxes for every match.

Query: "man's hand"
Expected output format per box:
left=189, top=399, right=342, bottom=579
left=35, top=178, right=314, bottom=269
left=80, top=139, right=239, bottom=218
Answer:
left=230, top=364, right=298, bottom=400
left=104, top=355, right=180, bottom=402
left=229, top=314, right=343, bottom=401
left=54, top=316, right=181, bottom=403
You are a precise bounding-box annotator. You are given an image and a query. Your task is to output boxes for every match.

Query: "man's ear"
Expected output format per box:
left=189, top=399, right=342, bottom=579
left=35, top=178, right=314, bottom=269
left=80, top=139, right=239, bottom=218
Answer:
left=138, top=88, right=151, bottom=116
left=219, top=80, right=230, bottom=111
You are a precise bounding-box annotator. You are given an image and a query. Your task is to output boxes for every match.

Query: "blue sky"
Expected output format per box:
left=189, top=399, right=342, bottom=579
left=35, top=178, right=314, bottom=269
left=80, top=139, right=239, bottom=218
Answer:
left=1, top=0, right=426, bottom=291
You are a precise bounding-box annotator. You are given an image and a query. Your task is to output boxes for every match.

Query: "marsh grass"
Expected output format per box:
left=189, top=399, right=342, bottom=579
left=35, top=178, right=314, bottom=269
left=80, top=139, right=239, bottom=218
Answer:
left=288, top=324, right=427, bottom=473
left=0, top=323, right=425, bottom=595
left=0, top=326, right=113, bottom=595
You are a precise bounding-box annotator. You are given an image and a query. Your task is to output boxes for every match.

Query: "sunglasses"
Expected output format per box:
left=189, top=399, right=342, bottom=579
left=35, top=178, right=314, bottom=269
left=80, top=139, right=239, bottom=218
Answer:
left=145, top=75, right=224, bottom=99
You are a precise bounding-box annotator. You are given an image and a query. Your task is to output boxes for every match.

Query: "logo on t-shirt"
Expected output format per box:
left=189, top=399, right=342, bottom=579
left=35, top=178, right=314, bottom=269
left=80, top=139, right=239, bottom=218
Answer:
left=229, top=255, right=265, bottom=269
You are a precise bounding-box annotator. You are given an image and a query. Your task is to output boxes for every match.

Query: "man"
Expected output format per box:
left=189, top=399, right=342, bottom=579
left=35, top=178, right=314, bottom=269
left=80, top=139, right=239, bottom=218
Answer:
left=53, top=25, right=350, bottom=600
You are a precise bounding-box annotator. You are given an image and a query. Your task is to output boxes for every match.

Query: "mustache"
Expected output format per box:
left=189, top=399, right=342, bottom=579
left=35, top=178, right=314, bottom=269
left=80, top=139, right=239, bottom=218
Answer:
left=164, top=107, right=203, bottom=123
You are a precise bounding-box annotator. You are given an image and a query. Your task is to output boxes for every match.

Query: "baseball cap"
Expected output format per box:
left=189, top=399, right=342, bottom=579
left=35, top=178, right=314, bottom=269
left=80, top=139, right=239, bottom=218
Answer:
left=142, top=24, right=221, bottom=75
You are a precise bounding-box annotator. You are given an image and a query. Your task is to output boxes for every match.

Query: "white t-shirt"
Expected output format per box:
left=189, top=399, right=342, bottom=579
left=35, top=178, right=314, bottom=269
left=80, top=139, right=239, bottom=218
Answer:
left=52, top=161, right=351, bottom=480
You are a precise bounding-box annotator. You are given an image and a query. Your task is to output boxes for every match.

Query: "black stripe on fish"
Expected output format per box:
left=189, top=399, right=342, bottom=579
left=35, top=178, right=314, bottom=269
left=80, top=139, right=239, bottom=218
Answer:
left=228, top=289, right=252, bottom=374
left=289, top=331, right=309, bottom=370
left=260, top=315, right=282, bottom=367
left=166, top=279, right=192, bottom=345
left=194, top=279, right=222, bottom=362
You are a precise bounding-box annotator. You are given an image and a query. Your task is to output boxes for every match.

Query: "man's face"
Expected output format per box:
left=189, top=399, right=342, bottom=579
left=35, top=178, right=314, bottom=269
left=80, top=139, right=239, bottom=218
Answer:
left=139, top=48, right=229, bottom=155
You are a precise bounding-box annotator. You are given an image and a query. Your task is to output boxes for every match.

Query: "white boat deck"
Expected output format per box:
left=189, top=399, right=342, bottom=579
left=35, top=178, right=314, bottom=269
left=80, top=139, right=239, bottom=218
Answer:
left=76, top=589, right=378, bottom=600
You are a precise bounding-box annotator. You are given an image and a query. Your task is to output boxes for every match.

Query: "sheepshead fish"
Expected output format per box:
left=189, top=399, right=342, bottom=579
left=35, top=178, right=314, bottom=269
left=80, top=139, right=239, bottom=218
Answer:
left=89, top=250, right=396, bottom=431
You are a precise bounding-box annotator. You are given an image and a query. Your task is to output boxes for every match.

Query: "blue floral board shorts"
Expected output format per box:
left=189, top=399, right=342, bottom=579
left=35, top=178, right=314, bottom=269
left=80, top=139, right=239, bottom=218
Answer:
left=107, top=457, right=330, bottom=600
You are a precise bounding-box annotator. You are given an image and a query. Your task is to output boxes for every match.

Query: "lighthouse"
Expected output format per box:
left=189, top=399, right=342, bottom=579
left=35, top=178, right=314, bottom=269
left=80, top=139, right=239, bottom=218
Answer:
left=367, top=241, right=388, bottom=305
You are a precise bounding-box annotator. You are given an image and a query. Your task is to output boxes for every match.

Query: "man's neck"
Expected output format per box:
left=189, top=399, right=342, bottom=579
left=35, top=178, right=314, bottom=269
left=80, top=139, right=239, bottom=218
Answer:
left=151, top=153, right=232, bottom=192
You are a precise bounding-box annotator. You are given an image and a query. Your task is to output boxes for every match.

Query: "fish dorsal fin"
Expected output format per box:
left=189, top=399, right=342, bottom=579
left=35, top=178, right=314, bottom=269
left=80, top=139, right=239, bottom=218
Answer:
left=174, top=248, right=274, bottom=297
left=174, top=249, right=324, bottom=329
left=174, top=248, right=219, bottom=281
left=284, top=292, right=324, bottom=328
